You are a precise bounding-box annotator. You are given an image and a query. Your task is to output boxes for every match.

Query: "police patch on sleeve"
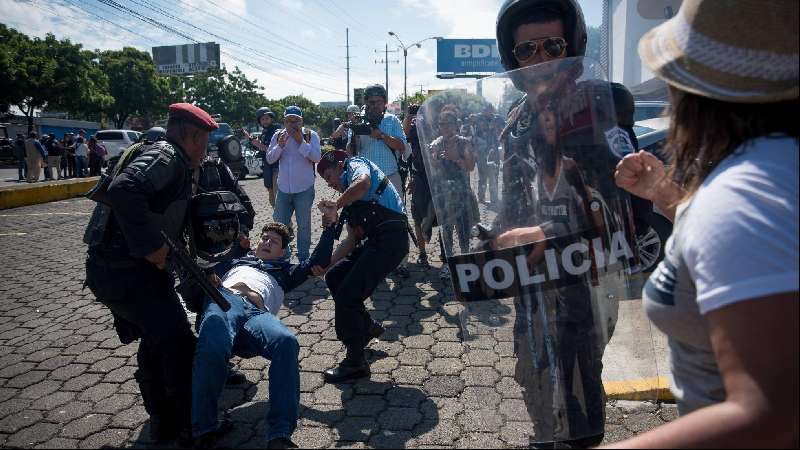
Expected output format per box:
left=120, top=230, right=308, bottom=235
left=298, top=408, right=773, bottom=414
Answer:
left=604, top=126, right=635, bottom=158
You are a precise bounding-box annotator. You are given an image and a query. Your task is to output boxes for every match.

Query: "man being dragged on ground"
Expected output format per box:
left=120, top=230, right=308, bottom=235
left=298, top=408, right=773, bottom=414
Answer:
left=191, top=220, right=337, bottom=449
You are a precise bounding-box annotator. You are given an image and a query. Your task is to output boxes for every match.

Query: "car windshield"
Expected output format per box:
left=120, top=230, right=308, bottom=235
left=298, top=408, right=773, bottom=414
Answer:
left=209, top=124, right=233, bottom=143
left=95, top=131, right=124, bottom=140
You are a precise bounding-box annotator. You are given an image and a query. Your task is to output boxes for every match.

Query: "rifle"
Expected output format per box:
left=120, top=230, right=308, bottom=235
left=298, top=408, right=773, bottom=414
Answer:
left=160, top=231, right=231, bottom=312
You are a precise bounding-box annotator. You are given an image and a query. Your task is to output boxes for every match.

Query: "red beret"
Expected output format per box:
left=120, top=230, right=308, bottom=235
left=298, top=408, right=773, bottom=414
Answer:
left=317, top=150, right=348, bottom=176
left=168, top=103, right=219, bottom=131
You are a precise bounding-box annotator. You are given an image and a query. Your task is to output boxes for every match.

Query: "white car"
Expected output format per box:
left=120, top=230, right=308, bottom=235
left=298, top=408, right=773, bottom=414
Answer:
left=94, top=129, right=141, bottom=159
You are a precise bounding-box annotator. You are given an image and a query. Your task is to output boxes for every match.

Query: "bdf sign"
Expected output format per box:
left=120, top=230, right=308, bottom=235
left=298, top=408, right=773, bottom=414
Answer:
left=437, top=39, right=504, bottom=76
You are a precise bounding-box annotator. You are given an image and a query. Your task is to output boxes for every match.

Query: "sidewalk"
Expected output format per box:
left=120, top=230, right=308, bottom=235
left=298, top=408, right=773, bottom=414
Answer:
left=0, top=177, right=98, bottom=210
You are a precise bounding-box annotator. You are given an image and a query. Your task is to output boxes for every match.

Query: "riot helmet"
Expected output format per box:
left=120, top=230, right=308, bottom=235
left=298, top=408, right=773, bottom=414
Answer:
left=256, top=107, right=275, bottom=121
left=190, top=190, right=246, bottom=262
left=496, top=0, right=587, bottom=71
left=145, top=127, right=167, bottom=142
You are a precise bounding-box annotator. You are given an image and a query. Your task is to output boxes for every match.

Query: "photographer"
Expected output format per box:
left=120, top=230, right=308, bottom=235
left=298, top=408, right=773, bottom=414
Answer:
left=330, top=105, right=362, bottom=154
left=343, top=84, right=411, bottom=277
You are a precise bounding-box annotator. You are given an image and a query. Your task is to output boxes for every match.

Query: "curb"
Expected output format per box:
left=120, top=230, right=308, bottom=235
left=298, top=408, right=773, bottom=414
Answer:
left=604, top=376, right=674, bottom=402
left=0, top=178, right=98, bottom=210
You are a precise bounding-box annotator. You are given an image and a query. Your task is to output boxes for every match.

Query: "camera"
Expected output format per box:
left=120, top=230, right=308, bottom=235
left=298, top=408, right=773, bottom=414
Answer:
left=346, top=114, right=377, bottom=136
left=408, top=104, right=420, bottom=115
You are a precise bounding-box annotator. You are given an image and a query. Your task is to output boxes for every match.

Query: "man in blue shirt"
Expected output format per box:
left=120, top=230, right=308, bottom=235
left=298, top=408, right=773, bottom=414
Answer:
left=346, top=84, right=411, bottom=278
left=314, top=150, right=410, bottom=383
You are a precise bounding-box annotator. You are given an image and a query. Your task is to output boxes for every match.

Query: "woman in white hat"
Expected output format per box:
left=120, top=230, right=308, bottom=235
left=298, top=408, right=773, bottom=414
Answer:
left=611, top=0, right=798, bottom=447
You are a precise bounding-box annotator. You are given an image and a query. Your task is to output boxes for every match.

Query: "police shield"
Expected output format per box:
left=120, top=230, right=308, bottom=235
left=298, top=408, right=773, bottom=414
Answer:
left=416, top=57, right=660, bottom=444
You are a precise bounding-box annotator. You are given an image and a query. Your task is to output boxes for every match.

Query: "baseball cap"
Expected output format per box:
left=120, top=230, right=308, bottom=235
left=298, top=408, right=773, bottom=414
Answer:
left=317, top=150, right=348, bottom=177
left=168, top=103, right=219, bottom=131
left=284, top=106, right=303, bottom=118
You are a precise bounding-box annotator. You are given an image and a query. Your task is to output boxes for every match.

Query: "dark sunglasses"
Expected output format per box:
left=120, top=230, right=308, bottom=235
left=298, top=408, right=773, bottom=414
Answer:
left=513, top=37, right=567, bottom=62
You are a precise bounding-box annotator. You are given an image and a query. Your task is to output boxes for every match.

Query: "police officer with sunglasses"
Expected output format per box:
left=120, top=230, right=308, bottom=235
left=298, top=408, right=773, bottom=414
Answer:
left=493, top=1, right=640, bottom=448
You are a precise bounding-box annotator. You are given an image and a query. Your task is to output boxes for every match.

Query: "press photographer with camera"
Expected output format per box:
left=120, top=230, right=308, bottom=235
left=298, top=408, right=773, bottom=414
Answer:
left=330, top=104, right=362, bottom=154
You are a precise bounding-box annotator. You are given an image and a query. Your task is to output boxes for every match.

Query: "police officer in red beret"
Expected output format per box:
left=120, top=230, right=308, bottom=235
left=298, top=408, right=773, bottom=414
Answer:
left=84, top=103, right=218, bottom=444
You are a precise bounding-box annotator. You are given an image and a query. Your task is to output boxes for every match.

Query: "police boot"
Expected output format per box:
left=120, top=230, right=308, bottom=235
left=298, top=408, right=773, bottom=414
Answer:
left=323, top=347, right=370, bottom=383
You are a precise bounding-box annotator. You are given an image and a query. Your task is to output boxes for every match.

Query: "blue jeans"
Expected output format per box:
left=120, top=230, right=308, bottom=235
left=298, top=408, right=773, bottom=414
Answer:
left=75, top=155, right=87, bottom=177
left=273, top=186, right=315, bottom=261
left=192, top=290, right=299, bottom=441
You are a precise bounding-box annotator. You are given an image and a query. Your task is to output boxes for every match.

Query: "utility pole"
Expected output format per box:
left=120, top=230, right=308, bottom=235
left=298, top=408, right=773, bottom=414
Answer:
left=346, top=28, right=351, bottom=104
left=374, top=44, right=399, bottom=95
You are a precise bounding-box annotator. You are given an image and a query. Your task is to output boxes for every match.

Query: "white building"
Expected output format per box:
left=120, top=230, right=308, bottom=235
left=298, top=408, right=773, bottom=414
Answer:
left=603, top=0, right=682, bottom=88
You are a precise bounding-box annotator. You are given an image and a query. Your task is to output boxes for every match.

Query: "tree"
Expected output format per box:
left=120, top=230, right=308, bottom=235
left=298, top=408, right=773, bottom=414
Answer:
left=0, top=25, right=112, bottom=132
left=188, top=67, right=269, bottom=130
left=99, top=47, right=163, bottom=129
left=586, top=26, right=602, bottom=65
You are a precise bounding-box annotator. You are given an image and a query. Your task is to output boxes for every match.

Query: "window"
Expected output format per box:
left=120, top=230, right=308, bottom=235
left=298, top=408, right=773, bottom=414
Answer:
left=95, top=131, right=124, bottom=141
left=127, top=132, right=140, bottom=141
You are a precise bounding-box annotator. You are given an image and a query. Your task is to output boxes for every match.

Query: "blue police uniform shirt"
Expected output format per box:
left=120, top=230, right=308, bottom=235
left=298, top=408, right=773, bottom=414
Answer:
left=341, top=156, right=405, bottom=214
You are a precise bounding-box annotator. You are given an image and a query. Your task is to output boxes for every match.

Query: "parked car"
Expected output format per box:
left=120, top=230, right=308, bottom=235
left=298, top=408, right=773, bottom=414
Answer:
left=632, top=115, right=672, bottom=273
left=0, top=125, right=13, bottom=164
left=94, top=130, right=141, bottom=159
left=633, top=100, right=669, bottom=122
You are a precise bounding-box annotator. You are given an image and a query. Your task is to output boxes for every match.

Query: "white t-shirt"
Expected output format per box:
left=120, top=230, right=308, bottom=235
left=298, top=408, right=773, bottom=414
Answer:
left=221, top=265, right=285, bottom=315
left=644, top=134, right=799, bottom=414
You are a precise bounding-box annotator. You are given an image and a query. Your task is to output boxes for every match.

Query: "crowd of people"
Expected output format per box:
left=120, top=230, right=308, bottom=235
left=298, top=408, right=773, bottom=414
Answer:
left=77, top=0, right=797, bottom=448
left=12, top=128, right=107, bottom=182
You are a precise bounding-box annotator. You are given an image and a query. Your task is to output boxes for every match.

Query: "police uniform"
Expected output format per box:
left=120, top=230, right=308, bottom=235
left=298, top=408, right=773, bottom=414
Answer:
left=84, top=103, right=219, bottom=441
left=320, top=154, right=410, bottom=382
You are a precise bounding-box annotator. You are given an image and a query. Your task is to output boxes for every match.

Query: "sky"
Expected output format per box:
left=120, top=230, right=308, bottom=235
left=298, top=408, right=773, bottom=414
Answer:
left=1, top=0, right=604, bottom=104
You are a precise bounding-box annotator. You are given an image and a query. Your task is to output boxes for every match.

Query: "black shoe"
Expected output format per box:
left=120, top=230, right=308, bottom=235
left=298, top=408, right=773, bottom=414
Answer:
left=267, top=437, right=298, bottom=449
left=323, top=359, right=370, bottom=383
left=190, top=414, right=233, bottom=449
left=148, top=414, right=178, bottom=443
left=367, top=321, right=385, bottom=340
left=226, top=365, right=247, bottom=385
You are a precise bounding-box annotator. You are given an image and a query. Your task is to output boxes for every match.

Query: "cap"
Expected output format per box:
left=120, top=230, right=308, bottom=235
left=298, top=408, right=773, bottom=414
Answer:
left=317, top=150, right=348, bottom=177
left=284, top=106, right=303, bottom=118
left=168, top=103, right=219, bottom=131
left=346, top=105, right=361, bottom=114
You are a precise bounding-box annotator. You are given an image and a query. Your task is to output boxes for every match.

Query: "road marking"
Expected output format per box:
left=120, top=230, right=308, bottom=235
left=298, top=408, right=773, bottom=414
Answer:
left=0, top=232, right=27, bottom=236
left=0, top=212, right=90, bottom=217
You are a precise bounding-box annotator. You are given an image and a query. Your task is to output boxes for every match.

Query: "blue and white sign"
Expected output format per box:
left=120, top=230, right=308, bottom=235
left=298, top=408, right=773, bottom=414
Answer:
left=436, top=39, right=504, bottom=75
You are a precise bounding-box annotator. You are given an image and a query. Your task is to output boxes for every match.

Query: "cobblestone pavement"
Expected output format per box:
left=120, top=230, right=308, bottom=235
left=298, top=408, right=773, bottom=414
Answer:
left=0, top=177, right=675, bottom=448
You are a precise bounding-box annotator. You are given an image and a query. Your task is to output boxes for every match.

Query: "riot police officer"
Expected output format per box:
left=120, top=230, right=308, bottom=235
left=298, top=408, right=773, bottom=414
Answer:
left=247, top=107, right=282, bottom=206
left=84, top=103, right=218, bottom=444
left=315, top=150, right=410, bottom=383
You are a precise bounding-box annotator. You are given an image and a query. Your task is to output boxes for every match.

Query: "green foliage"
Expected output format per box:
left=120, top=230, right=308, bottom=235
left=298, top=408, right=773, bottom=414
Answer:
left=0, top=25, right=112, bottom=131
left=586, top=26, right=602, bottom=65
left=99, top=47, right=165, bottom=129
left=188, top=67, right=269, bottom=130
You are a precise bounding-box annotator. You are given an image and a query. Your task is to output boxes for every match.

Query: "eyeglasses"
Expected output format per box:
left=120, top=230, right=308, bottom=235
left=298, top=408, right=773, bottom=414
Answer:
left=513, top=37, right=567, bottom=63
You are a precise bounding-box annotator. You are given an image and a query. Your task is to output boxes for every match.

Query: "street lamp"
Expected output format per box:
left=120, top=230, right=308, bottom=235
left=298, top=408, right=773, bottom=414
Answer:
left=388, top=32, right=442, bottom=111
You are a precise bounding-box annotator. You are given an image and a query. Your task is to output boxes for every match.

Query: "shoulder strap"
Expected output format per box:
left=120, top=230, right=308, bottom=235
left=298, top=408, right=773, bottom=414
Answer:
left=374, top=175, right=390, bottom=198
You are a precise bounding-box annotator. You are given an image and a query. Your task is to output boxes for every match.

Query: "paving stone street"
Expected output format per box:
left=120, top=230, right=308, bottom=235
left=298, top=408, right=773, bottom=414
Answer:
left=0, top=177, right=675, bottom=448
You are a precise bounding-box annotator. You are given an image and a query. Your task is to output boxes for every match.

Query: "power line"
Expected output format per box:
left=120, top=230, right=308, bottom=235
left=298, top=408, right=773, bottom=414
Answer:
left=127, top=0, right=338, bottom=81
left=91, top=0, right=346, bottom=96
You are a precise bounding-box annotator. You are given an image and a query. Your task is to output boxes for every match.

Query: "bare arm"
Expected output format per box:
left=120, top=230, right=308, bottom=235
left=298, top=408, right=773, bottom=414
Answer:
left=603, top=292, right=799, bottom=449
left=335, top=174, right=371, bottom=210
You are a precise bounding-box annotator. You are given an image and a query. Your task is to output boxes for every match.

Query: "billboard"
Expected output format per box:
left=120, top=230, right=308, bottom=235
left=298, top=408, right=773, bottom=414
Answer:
left=436, top=39, right=504, bottom=77
left=152, top=42, right=220, bottom=76
left=353, top=88, right=365, bottom=106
